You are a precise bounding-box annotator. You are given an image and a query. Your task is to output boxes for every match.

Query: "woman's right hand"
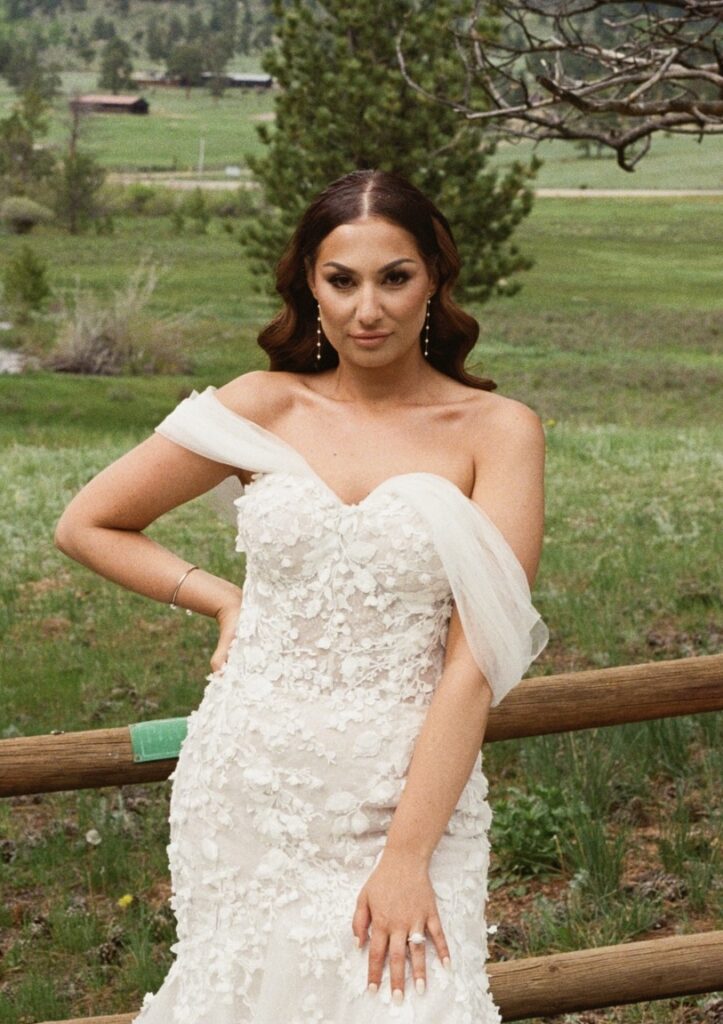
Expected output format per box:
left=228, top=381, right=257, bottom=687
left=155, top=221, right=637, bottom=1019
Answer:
left=210, top=594, right=243, bottom=673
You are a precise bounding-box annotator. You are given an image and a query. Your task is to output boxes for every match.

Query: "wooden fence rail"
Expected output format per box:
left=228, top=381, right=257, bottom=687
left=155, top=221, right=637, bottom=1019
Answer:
left=5, top=653, right=720, bottom=1021
left=2, top=653, right=721, bottom=798
left=39, top=931, right=723, bottom=1023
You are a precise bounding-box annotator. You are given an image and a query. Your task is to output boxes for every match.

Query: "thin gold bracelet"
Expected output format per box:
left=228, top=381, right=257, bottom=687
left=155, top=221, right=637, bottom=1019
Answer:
left=170, top=565, right=199, bottom=614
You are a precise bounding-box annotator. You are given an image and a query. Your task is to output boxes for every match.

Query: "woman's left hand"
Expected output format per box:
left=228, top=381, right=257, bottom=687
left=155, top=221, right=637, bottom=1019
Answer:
left=352, top=848, right=451, bottom=1003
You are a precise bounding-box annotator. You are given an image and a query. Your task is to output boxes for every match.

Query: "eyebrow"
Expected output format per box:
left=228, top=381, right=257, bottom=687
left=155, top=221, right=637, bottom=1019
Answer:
left=321, top=257, right=418, bottom=273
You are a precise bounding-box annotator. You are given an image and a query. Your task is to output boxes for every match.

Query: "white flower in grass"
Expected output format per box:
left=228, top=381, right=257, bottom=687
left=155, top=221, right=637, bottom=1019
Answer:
left=85, top=828, right=102, bottom=846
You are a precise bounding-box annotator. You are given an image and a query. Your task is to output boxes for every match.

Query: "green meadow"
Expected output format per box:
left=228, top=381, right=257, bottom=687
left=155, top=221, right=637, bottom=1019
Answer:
left=2, top=70, right=723, bottom=184
left=0, top=86, right=721, bottom=1022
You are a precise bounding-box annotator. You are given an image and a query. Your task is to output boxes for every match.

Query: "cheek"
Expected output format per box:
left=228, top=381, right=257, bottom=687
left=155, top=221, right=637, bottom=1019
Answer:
left=395, top=290, right=429, bottom=326
left=317, top=287, right=351, bottom=321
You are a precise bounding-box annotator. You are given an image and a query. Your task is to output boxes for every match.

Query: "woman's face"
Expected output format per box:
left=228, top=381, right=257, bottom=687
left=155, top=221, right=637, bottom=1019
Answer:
left=306, top=216, right=436, bottom=367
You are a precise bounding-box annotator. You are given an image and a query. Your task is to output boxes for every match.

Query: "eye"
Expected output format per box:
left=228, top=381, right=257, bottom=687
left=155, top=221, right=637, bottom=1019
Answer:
left=385, top=269, right=411, bottom=286
left=327, top=274, right=354, bottom=289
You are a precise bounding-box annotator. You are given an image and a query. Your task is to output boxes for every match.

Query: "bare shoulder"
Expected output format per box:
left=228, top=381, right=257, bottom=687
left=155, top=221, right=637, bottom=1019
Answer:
left=469, top=390, right=544, bottom=447
left=214, top=370, right=299, bottom=428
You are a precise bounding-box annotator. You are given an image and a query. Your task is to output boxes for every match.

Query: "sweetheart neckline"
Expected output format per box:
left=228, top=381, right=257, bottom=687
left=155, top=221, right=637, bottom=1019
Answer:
left=207, top=387, right=476, bottom=510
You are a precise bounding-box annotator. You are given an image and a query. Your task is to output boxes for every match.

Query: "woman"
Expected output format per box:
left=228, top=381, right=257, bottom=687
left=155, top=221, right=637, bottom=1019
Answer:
left=55, top=169, right=549, bottom=1023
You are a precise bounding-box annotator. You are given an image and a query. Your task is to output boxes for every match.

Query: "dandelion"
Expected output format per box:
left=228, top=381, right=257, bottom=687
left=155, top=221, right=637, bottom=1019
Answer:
left=85, top=828, right=102, bottom=846
left=117, top=894, right=134, bottom=909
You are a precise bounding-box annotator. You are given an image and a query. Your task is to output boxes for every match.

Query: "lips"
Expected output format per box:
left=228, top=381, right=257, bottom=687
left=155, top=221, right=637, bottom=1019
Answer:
left=349, top=333, right=390, bottom=350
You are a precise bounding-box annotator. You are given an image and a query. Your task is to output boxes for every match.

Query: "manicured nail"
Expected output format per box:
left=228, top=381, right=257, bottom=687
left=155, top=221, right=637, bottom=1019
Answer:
left=355, top=936, right=361, bottom=949
left=367, top=982, right=378, bottom=995
left=415, top=978, right=426, bottom=995
left=442, top=956, right=452, bottom=970
left=392, top=988, right=404, bottom=1005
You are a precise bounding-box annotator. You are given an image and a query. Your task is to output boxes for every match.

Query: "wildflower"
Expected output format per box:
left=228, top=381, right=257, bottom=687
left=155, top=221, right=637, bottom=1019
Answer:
left=117, top=894, right=134, bottom=909
left=487, top=923, right=498, bottom=935
left=85, top=828, right=102, bottom=846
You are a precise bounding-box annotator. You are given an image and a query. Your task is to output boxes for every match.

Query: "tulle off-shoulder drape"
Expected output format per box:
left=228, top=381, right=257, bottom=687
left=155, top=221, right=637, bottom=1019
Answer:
left=155, top=386, right=548, bottom=705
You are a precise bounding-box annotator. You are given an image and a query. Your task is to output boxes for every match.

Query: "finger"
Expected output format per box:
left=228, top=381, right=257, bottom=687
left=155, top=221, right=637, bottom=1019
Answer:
left=408, top=929, right=427, bottom=994
left=209, top=647, right=227, bottom=672
left=210, top=637, right=233, bottom=672
left=367, top=927, right=388, bottom=993
left=426, top=913, right=451, bottom=970
left=389, top=930, right=408, bottom=1003
left=352, top=897, right=371, bottom=949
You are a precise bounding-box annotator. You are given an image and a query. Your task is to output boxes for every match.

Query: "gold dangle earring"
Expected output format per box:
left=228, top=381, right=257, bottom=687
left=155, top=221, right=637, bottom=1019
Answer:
left=316, top=303, right=323, bottom=363
left=423, top=297, right=431, bottom=358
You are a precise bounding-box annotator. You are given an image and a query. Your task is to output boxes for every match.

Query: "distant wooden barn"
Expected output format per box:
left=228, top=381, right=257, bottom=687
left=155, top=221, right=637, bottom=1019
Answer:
left=70, top=94, right=150, bottom=115
left=132, top=73, right=180, bottom=89
left=202, top=72, right=273, bottom=90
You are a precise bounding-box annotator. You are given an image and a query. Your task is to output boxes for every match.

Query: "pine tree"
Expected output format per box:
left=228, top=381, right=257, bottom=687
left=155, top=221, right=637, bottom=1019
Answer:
left=52, top=101, right=105, bottom=234
left=97, top=37, right=133, bottom=93
left=2, top=243, right=50, bottom=319
left=244, top=0, right=541, bottom=302
left=238, top=0, right=254, bottom=55
left=146, top=16, right=166, bottom=64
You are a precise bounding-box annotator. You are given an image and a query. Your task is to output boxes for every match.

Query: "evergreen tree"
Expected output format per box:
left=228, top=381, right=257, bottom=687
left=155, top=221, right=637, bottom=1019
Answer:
left=253, top=0, right=277, bottom=50
left=2, top=243, right=50, bottom=319
left=1, top=36, right=61, bottom=100
left=52, top=149, right=105, bottom=233
left=52, top=100, right=106, bottom=234
left=98, top=36, right=133, bottom=93
left=0, top=87, right=55, bottom=195
left=238, top=0, right=253, bottom=55
left=91, top=16, right=116, bottom=42
left=167, top=42, right=204, bottom=94
left=166, top=14, right=185, bottom=51
left=146, top=15, right=166, bottom=63
left=245, top=0, right=540, bottom=302
left=186, top=11, right=205, bottom=44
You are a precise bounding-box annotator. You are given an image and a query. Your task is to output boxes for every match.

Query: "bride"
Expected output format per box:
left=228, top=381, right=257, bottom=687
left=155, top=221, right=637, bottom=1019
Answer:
left=55, top=169, right=548, bottom=1022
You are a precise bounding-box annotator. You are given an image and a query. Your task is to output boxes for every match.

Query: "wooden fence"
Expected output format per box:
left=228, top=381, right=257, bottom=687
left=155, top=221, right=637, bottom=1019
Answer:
left=1, top=652, right=720, bottom=1022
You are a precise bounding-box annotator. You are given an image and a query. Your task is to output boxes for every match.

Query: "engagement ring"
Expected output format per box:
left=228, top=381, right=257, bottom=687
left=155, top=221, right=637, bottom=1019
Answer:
left=408, top=931, right=425, bottom=945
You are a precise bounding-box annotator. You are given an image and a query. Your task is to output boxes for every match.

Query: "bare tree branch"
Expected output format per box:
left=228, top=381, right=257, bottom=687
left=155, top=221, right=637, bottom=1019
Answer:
left=396, top=0, right=723, bottom=171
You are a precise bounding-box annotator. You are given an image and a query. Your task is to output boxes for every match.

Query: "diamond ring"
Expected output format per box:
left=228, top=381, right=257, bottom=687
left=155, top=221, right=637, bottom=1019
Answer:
left=407, top=931, right=425, bottom=945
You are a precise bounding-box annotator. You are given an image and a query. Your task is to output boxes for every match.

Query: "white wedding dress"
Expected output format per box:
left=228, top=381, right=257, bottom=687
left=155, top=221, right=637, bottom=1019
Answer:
left=130, top=386, right=548, bottom=1024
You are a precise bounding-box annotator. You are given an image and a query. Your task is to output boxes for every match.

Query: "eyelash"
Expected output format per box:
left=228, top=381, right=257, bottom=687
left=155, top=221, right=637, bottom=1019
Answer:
left=327, top=270, right=411, bottom=289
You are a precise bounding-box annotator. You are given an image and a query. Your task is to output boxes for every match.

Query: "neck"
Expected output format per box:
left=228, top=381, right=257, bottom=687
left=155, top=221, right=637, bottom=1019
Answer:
left=325, top=349, right=435, bottom=410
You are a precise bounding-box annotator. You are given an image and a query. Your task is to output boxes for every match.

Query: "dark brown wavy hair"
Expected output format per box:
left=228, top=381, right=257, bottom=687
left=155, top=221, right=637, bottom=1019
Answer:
left=257, top=169, right=496, bottom=391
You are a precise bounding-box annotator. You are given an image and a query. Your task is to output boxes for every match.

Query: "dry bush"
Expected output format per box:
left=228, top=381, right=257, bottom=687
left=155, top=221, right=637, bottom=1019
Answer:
left=45, top=261, right=194, bottom=376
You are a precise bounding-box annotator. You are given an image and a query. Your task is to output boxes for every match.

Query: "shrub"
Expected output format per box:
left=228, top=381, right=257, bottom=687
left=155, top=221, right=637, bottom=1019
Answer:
left=2, top=244, right=51, bottom=318
left=120, top=183, right=176, bottom=217
left=45, top=260, right=193, bottom=376
left=0, top=196, right=55, bottom=235
left=491, top=783, right=574, bottom=878
left=209, top=185, right=261, bottom=219
left=181, top=187, right=210, bottom=234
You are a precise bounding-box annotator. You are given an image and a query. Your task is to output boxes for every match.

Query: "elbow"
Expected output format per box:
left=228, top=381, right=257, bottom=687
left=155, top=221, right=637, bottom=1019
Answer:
left=54, top=507, right=86, bottom=559
left=53, top=512, right=74, bottom=557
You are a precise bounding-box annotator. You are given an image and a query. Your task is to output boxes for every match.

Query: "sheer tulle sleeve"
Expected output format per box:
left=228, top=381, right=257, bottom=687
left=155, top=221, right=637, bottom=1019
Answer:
left=383, top=474, right=549, bottom=707
left=153, top=386, right=311, bottom=478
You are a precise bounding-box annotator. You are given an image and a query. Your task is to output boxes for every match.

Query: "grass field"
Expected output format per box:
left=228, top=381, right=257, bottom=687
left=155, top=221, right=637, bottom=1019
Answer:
left=0, top=190, right=721, bottom=1022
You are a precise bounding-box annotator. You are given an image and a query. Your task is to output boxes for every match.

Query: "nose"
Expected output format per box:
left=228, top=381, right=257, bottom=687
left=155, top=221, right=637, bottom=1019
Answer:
left=356, top=283, right=383, bottom=326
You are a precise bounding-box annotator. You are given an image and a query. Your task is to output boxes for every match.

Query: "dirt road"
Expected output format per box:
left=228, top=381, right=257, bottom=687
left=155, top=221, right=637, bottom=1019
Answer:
left=107, top=174, right=723, bottom=198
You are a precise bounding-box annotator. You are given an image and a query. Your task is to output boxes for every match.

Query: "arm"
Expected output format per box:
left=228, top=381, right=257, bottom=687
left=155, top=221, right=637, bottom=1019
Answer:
left=54, top=432, right=246, bottom=669
left=353, top=402, right=546, bottom=999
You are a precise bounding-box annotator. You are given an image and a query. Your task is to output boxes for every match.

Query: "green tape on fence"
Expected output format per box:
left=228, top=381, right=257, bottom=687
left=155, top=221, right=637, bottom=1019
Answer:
left=129, top=717, right=188, bottom=763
